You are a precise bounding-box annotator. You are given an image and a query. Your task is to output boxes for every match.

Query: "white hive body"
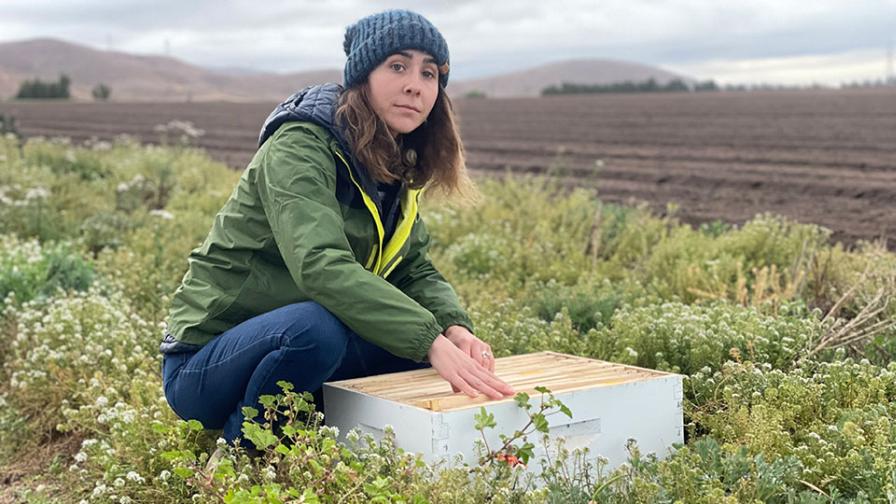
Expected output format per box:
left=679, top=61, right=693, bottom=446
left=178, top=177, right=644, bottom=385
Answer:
left=323, top=351, right=683, bottom=473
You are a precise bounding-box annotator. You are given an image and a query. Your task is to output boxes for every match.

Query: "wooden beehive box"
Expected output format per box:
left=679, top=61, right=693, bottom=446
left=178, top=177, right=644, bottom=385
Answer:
left=323, top=351, right=683, bottom=473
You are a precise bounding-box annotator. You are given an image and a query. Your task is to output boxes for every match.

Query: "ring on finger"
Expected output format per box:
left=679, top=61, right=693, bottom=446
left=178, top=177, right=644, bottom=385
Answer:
left=481, top=350, right=492, bottom=359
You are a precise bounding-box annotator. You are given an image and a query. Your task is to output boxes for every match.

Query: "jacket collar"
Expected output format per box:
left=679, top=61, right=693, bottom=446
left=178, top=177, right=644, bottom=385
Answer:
left=258, top=83, right=380, bottom=206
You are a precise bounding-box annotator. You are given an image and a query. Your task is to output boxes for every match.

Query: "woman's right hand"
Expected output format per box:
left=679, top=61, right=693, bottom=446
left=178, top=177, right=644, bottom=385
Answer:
left=427, top=335, right=515, bottom=400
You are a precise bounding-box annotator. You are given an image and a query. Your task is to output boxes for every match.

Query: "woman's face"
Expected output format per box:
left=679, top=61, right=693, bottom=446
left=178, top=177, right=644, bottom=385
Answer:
left=367, top=49, right=440, bottom=136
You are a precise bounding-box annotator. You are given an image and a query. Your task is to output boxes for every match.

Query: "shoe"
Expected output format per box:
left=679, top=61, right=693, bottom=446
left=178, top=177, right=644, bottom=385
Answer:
left=204, top=446, right=226, bottom=481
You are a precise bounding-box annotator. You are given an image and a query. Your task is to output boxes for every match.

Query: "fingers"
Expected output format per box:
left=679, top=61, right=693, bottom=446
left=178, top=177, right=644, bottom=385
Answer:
left=482, top=346, right=495, bottom=373
left=458, top=368, right=503, bottom=399
left=448, top=372, right=480, bottom=398
left=456, top=365, right=515, bottom=400
left=429, top=335, right=512, bottom=399
left=468, top=342, right=494, bottom=372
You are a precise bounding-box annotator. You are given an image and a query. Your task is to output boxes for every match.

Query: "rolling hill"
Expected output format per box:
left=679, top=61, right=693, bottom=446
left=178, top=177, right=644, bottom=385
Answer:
left=0, top=38, right=693, bottom=101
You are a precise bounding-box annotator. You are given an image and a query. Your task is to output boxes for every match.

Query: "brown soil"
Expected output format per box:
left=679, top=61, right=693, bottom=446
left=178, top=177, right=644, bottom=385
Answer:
left=0, top=433, right=83, bottom=503
left=2, top=88, right=894, bottom=249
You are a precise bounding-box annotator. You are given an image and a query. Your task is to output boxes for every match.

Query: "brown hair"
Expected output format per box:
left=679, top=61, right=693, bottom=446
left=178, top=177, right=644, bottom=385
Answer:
left=335, top=84, right=478, bottom=203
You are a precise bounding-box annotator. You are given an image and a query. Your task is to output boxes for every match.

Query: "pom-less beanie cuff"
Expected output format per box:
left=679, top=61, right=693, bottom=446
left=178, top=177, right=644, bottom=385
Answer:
left=343, top=9, right=450, bottom=89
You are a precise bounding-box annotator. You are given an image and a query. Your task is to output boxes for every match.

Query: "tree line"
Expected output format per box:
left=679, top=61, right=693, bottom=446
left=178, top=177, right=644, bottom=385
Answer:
left=542, top=78, right=719, bottom=95
left=14, top=74, right=112, bottom=101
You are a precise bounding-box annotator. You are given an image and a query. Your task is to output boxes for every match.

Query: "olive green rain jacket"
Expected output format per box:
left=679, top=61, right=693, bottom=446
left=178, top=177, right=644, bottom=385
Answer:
left=159, top=83, right=473, bottom=362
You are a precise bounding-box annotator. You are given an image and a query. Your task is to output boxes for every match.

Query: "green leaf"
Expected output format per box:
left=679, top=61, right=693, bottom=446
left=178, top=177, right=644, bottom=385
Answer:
left=518, top=442, right=535, bottom=464
left=258, top=394, right=276, bottom=409
left=160, top=450, right=183, bottom=462
left=173, top=466, right=194, bottom=479
left=276, top=380, right=295, bottom=392
left=532, top=413, right=549, bottom=433
left=242, top=423, right=278, bottom=450
left=186, top=419, right=204, bottom=431
left=514, top=392, right=531, bottom=409
left=473, top=407, right=496, bottom=430
left=241, top=406, right=259, bottom=419
left=534, top=386, right=551, bottom=394
left=559, top=403, right=573, bottom=418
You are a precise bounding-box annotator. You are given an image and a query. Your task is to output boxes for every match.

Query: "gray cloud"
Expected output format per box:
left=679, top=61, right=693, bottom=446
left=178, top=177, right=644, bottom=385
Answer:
left=1, top=0, right=893, bottom=83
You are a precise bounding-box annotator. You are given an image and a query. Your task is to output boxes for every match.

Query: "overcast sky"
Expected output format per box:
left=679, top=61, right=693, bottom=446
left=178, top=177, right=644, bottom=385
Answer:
left=1, top=0, right=894, bottom=85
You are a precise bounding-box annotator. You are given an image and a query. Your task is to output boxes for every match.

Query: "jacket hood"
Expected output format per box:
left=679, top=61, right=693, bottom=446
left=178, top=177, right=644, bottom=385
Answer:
left=258, top=83, right=379, bottom=199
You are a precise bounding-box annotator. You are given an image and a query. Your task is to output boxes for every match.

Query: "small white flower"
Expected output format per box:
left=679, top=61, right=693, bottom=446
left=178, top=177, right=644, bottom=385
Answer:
left=149, top=209, right=174, bottom=220
left=25, top=187, right=49, bottom=201
left=126, top=471, right=145, bottom=483
left=74, top=451, right=88, bottom=463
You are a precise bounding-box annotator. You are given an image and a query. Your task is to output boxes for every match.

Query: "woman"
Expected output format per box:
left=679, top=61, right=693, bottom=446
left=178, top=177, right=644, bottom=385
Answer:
left=160, top=9, right=515, bottom=446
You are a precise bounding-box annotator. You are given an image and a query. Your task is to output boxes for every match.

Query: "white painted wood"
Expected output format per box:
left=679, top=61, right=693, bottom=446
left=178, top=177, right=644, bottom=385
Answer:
left=322, top=352, right=683, bottom=475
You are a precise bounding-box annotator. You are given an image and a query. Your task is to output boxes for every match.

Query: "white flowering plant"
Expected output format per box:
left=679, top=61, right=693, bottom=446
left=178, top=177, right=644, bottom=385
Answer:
left=2, top=143, right=896, bottom=502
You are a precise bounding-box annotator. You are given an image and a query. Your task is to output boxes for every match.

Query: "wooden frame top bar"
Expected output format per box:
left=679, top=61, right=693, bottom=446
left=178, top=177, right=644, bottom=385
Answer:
left=325, top=351, right=675, bottom=412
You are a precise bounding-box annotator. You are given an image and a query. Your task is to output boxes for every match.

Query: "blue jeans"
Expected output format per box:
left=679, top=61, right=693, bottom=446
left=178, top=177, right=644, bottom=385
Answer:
left=162, top=301, right=430, bottom=444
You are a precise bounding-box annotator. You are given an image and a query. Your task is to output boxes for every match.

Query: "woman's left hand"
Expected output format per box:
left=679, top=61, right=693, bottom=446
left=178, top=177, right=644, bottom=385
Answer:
left=443, top=325, right=495, bottom=373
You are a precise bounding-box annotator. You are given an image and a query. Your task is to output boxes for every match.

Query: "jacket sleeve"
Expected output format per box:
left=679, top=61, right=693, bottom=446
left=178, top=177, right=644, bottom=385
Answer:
left=255, top=123, right=442, bottom=362
left=387, top=214, right=475, bottom=334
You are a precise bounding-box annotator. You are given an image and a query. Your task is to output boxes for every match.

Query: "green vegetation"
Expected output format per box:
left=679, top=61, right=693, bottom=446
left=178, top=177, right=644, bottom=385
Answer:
left=0, top=114, right=19, bottom=138
left=15, top=74, right=72, bottom=100
left=542, top=78, right=720, bottom=95
left=92, top=83, right=112, bottom=101
left=1, top=132, right=894, bottom=501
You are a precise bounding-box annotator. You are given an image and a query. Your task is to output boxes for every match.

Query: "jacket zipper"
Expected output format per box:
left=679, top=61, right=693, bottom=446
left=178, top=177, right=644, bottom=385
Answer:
left=333, top=149, right=384, bottom=273
left=332, top=147, right=421, bottom=277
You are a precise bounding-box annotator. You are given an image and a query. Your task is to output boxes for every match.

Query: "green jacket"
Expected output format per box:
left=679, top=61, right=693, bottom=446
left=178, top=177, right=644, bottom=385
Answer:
left=160, top=84, right=472, bottom=362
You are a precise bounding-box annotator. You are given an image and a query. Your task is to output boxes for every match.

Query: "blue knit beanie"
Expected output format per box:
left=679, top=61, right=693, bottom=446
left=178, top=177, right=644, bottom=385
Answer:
left=343, top=9, right=450, bottom=89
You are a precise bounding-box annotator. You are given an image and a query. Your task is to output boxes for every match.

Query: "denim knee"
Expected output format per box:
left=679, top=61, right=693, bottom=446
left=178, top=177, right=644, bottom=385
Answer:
left=275, top=301, right=350, bottom=370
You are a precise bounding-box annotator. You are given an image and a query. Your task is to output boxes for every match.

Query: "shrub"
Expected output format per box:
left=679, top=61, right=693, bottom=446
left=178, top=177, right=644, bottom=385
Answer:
left=0, top=234, right=94, bottom=313
left=687, top=358, right=896, bottom=499
left=588, top=300, right=830, bottom=375
left=1, top=287, right=159, bottom=450
left=92, top=83, right=112, bottom=101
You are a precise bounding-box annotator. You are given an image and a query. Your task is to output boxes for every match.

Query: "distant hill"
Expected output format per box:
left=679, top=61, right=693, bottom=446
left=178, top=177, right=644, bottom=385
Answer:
left=449, top=59, right=694, bottom=98
left=0, top=38, right=694, bottom=101
left=0, top=38, right=341, bottom=102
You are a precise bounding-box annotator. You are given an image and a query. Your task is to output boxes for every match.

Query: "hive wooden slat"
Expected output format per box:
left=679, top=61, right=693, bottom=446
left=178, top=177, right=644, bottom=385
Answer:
left=383, top=367, right=652, bottom=402
left=326, top=351, right=666, bottom=411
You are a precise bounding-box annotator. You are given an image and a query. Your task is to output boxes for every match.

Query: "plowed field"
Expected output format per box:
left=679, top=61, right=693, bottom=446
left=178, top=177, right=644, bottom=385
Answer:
left=2, top=88, right=894, bottom=249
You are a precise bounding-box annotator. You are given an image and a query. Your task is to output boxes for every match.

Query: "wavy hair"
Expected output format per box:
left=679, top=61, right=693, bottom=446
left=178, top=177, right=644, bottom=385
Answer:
left=335, top=84, right=478, bottom=203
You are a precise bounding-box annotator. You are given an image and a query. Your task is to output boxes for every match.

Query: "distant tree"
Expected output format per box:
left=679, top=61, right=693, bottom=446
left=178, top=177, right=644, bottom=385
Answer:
left=664, top=78, right=689, bottom=92
left=694, top=80, right=719, bottom=92
left=542, top=77, right=704, bottom=96
left=0, top=114, right=19, bottom=138
left=15, top=74, right=72, bottom=99
left=92, top=83, right=112, bottom=101
left=59, top=74, right=71, bottom=98
left=463, top=89, right=487, bottom=99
